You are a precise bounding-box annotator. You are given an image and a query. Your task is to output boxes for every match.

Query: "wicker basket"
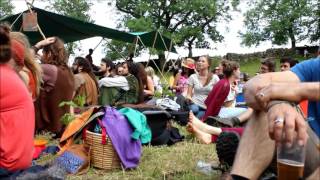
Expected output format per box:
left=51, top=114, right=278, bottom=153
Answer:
left=84, top=130, right=121, bottom=170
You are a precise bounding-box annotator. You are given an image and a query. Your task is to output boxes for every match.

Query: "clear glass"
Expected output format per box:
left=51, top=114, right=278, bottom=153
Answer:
left=277, top=135, right=306, bottom=180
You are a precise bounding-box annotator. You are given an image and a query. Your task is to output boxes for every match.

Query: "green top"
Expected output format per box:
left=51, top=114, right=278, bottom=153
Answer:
left=118, top=107, right=151, bottom=144
left=115, top=74, right=139, bottom=105
left=98, top=74, right=139, bottom=106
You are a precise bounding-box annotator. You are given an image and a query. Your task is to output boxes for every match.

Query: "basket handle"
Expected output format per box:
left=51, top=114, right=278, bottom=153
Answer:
left=97, top=119, right=107, bottom=145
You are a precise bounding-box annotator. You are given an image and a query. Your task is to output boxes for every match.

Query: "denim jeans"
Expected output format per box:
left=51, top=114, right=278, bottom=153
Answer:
left=189, top=104, right=205, bottom=119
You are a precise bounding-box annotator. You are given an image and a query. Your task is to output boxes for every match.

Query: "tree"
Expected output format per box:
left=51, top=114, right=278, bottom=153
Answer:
left=47, top=0, right=93, bottom=54
left=106, top=0, right=239, bottom=57
left=0, top=0, right=14, bottom=17
left=240, top=0, right=318, bottom=50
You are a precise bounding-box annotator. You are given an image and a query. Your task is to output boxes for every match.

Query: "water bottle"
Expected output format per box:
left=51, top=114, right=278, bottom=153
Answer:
left=196, top=160, right=214, bottom=175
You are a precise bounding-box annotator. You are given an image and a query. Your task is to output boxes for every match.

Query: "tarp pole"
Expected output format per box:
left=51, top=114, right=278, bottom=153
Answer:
left=93, top=37, right=104, bottom=52
left=137, top=36, right=169, bottom=84
left=139, top=37, right=152, bottom=67
left=133, top=37, right=139, bottom=57
left=105, top=40, right=127, bottom=60
left=161, top=40, right=174, bottom=74
left=146, top=31, right=159, bottom=67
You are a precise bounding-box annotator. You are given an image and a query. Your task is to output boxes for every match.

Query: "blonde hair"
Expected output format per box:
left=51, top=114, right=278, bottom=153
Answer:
left=145, top=66, right=155, bottom=77
left=10, top=32, right=42, bottom=97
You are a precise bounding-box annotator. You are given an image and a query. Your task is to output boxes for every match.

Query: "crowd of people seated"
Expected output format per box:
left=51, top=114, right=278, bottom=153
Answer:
left=1, top=23, right=319, bottom=179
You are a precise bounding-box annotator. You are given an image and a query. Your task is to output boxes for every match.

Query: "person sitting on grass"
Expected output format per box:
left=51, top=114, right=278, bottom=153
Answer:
left=203, top=61, right=253, bottom=127
left=226, top=57, right=320, bottom=180
left=187, top=112, right=244, bottom=144
left=33, top=37, right=75, bottom=136
left=172, top=58, right=195, bottom=96
left=0, top=25, right=34, bottom=174
left=138, top=63, right=155, bottom=101
left=98, top=61, right=144, bottom=106
left=73, top=57, right=99, bottom=106
left=99, top=58, right=115, bottom=78
left=186, top=55, right=220, bottom=119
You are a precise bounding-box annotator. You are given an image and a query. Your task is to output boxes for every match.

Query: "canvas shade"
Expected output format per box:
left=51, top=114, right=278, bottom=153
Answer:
left=0, top=7, right=175, bottom=52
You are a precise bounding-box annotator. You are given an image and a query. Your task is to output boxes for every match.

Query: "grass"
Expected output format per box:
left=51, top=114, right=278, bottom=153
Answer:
left=38, top=123, right=221, bottom=180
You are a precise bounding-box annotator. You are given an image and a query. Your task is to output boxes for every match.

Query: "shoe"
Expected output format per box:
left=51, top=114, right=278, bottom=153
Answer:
left=209, top=116, right=240, bottom=127
left=216, top=132, right=240, bottom=167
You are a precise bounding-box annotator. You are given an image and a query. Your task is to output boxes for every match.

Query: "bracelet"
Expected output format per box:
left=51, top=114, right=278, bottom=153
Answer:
left=266, top=100, right=295, bottom=111
left=32, top=45, right=39, bottom=53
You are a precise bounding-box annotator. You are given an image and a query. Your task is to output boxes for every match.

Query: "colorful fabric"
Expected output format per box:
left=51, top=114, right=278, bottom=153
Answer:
left=102, top=107, right=142, bottom=169
left=203, top=78, right=230, bottom=121
left=56, top=151, right=84, bottom=174
left=176, top=75, right=188, bottom=95
left=118, top=108, right=152, bottom=144
left=0, top=65, right=34, bottom=171
left=74, top=72, right=98, bottom=105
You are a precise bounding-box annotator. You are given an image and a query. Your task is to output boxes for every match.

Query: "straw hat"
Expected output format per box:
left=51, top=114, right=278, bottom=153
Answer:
left=181, top=58, right=195, bottom=70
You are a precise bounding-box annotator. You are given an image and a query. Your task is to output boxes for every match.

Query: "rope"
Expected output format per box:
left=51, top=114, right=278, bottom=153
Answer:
left=145, top=32, right=158, bottom=67
left=93, top=37, right=104, bottom=52
left=25, top=0, right=46, bottom=39
left=104, top=40, right=127, bottom=61
left=137, top=36, right=169, bottom=84
left=10, top=12, right=24, bottom=29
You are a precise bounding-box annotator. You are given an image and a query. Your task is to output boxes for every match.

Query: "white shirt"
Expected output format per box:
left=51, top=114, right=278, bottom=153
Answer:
left=98, top=76, right=129, bottom=91
left=188, top=73, right=220, bottom=108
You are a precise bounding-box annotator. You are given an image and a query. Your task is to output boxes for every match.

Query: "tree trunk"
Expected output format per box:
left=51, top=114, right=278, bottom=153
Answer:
left=288, top=26, right=296, bottom=51
left=188, top=43, right=192, bottom=57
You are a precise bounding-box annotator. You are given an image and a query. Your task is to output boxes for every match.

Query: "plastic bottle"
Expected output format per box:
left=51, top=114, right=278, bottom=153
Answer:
left=196, top=160, right=214, bottom=175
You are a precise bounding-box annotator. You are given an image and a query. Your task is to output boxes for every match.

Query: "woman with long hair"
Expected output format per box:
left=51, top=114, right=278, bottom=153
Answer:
left=34, top=37, right=74, bottom=135
left=10, top=32, right=42, bottom=101
left=202, top=61, right=253, bottom=126
left=137, top=63, right=154, bottom=101
left=145, top=66, right=162, bottom=93
left=186, top=55, right=220, bottom=119
left=98, top=61, right=144, bottom=105
left=188, top=61, right=253, bottom=144
left=73, top=57, right=99, bottom=105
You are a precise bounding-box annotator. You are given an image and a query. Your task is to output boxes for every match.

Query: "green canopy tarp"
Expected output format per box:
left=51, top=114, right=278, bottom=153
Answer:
left=0, top=7, right=175, bottom=52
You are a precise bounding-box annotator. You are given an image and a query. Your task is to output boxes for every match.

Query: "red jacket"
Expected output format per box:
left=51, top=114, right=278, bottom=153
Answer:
left=202, top=78, right=230, bottom=121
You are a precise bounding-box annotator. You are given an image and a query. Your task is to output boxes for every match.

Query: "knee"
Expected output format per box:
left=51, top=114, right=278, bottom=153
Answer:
left=189, top=104, right=199, bottom=112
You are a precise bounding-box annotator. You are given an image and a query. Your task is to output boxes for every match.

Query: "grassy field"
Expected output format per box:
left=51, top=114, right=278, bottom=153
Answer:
left=37, top=124, right=221, bottom=180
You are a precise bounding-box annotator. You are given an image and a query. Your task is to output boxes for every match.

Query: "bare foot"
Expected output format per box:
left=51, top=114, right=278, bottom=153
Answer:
left=189, top=111, right=208, bottom=132
left=188, top=123, right=212, bottom=144
left=189, top=112, right=223, bottom=135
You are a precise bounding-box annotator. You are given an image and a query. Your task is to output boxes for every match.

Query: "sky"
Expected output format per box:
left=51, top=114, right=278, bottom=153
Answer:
left=11, top=0, right=315, bottom=65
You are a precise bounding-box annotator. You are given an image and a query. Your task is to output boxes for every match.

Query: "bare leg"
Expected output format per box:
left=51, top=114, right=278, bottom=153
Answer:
left=306, top=167, right=320, bottom=180
left=231, top=111, right=275, bottom=179
left=237, top=107, right=253, bottom=123
left=189, top=112, right=222, bottom=135
left=187, top=122, right=212, bottom=144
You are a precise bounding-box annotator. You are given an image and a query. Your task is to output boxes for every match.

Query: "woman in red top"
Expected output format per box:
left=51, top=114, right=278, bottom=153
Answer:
left=0, top=26, right=35, bottom=172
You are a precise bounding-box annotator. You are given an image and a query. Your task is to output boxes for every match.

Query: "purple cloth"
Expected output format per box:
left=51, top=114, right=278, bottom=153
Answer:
left=102, top=106, right=142, bottom=169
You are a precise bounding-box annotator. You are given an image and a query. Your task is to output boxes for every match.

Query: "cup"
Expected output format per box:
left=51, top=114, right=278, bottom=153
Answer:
left=277, top=136, right=306, bottom=180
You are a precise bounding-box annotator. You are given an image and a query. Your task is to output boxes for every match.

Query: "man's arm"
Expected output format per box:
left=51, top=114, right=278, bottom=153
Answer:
left=243, top=71, right=300, bottom=110
left=256, top=82, right=320, bottom=107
